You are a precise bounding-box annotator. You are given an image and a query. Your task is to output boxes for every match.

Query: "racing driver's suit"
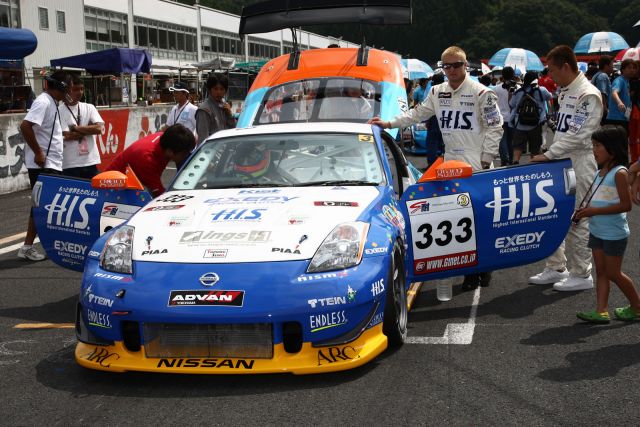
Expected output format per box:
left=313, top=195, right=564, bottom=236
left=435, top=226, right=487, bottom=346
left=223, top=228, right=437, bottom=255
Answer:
left=389, top=75, right=503, bottom=171
left=543, top=73, right=602, bottom=279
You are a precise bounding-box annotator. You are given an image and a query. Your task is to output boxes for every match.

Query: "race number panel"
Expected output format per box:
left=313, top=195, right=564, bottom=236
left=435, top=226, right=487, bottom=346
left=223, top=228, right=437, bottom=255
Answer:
left=406, top=192, right=477, bottom=275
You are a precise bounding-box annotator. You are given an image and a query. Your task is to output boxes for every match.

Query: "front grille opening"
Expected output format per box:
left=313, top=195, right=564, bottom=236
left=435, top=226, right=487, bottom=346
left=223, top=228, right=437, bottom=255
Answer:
left=143, top=323, right=273, bottom=359
left=122, top=321, right=141, bottom=352
left=282, top=321, right=303, bottom=353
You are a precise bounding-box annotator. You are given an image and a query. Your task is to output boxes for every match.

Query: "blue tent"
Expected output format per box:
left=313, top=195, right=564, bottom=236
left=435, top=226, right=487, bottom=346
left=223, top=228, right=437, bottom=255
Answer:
left=0, top=27, right=37, bottom=60
left=50, top=48, right=152, bottom=74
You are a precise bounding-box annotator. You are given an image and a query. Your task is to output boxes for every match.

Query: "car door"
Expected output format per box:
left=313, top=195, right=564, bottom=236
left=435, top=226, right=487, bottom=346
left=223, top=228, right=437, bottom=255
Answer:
left=31, top=174, right=151, bottom=272
left=398, top=159, right=576, bottom=283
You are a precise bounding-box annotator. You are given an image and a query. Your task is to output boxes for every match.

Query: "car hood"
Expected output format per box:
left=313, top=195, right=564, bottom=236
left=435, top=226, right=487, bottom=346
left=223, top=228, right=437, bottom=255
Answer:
left=128, top=187, right=380, bottom=263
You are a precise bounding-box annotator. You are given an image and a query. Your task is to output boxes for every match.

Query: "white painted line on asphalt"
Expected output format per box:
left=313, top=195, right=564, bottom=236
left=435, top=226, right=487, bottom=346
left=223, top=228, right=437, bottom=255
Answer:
left=0, top=238, right=40, bottom=255
left=406, top=286, right=481, bottom=345
left=0, top=232, right=26, bottom=246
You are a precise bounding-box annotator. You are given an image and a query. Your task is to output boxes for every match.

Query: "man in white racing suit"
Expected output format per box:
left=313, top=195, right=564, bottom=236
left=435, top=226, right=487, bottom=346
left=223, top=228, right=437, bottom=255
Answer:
left=529, top=45, right=602, bottom=291
left=370, top=46, right=503, bottom=290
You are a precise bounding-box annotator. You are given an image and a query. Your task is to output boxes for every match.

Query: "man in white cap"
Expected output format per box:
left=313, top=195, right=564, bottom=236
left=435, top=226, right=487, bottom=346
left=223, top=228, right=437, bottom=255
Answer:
left=162, top=81, right=197, bottom=136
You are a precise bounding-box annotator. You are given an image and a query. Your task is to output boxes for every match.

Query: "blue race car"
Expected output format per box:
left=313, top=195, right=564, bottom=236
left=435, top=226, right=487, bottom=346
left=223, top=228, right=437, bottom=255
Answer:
left=32, top=122, right=575, bottom=374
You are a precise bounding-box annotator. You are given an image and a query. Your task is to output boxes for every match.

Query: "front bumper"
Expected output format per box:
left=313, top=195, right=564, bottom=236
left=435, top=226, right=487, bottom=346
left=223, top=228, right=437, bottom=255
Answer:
left=75, top=323, right=387, bottom=375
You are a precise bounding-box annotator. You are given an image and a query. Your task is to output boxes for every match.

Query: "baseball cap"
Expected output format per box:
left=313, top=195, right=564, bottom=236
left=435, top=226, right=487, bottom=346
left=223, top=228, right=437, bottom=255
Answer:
left=169, top=81, right=189, bottom=93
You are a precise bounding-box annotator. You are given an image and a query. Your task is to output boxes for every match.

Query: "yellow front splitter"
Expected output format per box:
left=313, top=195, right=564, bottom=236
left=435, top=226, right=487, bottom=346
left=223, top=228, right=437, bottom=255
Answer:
left=75, top=324, right=388, bottom=375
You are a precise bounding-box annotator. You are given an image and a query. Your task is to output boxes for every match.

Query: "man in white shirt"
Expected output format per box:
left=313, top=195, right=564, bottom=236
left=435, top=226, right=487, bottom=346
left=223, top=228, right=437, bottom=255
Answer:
left=18, top=70, right=70, bottom=261
left=162, top=81, right=197, bottom=136
left=493, top=66, right=519, bottom=165
left=60, top=75, right=104, bottom=178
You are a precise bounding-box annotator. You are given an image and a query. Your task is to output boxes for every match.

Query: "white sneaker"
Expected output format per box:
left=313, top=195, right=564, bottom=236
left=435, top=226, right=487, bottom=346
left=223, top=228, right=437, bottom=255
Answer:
left=17, top=246, right=46, bottom=261
left=552, top=274, right=593, bottom=291
left=529, top=268, right=569, bottom=285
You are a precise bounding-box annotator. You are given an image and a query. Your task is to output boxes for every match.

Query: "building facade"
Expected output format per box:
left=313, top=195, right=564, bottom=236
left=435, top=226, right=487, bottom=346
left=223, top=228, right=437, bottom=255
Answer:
left=5, top=0, right=356, bottom=101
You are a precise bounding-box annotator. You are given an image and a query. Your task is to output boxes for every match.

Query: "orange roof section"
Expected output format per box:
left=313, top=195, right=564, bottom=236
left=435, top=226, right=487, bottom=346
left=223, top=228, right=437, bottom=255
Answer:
left=249, top=48, right=405, bottom=93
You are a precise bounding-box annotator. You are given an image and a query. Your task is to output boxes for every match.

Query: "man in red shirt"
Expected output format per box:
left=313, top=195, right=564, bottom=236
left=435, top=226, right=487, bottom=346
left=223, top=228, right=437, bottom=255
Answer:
left=107, top=124, right=195, bottom=197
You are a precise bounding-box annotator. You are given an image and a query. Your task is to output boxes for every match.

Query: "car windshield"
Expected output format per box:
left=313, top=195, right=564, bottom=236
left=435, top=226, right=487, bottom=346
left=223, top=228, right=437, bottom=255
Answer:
left=254, top=78, right=381, bottom=125
left=171, top=132, right=386, bottom=190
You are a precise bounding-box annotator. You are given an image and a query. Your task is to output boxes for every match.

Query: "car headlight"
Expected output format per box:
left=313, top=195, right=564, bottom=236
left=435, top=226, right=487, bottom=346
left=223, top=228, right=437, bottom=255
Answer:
left=307, top=222, right=369, bottom=273
left=100, top=225, right=134, bottom=274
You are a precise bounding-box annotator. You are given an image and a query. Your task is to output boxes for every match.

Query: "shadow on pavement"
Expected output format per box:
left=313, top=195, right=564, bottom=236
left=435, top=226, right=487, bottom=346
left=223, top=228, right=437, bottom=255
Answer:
left=537, top=341, right=640, bottom=382
left=34, top=342, right=393, bottom=397
left=0, top=295, right=76, bottom=324
left=520, top=323, right=629, bottom=346
left=476, top=283, right=576, bottom=320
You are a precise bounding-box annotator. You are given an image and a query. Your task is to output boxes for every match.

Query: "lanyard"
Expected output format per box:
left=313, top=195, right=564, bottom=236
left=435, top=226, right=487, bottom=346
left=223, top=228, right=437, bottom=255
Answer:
left=44, top=94, right=61, bottom=162
left=65, top=103, right=81, bottom=125
left=579, top=168, right=615, bottom=209
left=174, top=102, right=188, bottom=124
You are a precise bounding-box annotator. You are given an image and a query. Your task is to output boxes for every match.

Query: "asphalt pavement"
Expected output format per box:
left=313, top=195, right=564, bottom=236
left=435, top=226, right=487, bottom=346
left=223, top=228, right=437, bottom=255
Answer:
left=2, top=157, right=640, bottom=426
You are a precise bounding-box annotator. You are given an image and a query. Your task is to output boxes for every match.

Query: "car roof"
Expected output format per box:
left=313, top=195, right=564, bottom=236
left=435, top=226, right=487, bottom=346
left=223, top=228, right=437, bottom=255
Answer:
left=207, top=122, right=375, bottom=141
left=248, top=48, right=404, bottom=93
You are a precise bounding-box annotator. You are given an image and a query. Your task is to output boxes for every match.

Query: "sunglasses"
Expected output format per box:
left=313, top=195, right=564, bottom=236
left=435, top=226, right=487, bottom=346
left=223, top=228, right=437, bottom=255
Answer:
left=442, top=61, right=465, bottom=70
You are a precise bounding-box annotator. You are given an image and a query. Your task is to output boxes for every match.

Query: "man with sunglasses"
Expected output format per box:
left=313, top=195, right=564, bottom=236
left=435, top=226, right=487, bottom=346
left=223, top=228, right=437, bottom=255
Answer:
left=369, top=46, right=503, bottom=291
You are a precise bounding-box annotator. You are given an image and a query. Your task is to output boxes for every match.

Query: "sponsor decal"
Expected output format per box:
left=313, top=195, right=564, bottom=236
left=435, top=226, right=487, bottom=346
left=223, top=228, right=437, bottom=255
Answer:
left=439, top=98, right=452, bottom=106
left=88, top=250, right=101, bottom=257
left=310, top=310, right=347, bottom=332
left=297, top=271, right=348, bottom=282
left=495, top=231, right=545, bottom=254
left=211, top=208, right=266, bottom=221
left=485, top=179, right=556, bottom=228
left=168, top=290, right=244, bottom=306
left=204, top=196, right=297, bottom=204
left=179, top=230, right=272, bottom=245
left=365, top=247, right=388, bottom=255
left=358, top=134, right=374, bottom=143
left=101, top=203, right=140, bottom=219
left=414, top=251, right=477, bottom=273
left=368, top=312, right=384, bottom=328
left=398, top=97, right=408, bottom=112
left=203, top=249, right=228, bottom=258
left=409, top=200, right=430, bottom=214
left=157, top=358, right=254, bottom=369
left=87, top=308, right=112, bottom=328
left=371, top=278, right=385, bottom=297
left=313, top=201, right=359, bottom=207
left=144, top=205, right=185, bottom=211
left=287, top=216, right=307, bottom=225
left=272, top=247, right=301, bottom=255
left=438, top=92, right=452, bottom=98
left=382, top=204, right=405, bottom=229
left=168, top=216, right=190, bottom=227
left=86, top=289, right=114, bottom=307
left=347, top=285, right=356, bottom=303
left=439, top=110, right=474, bottom=131
left=239, top=189, right=280, bottom=194
left=199, top=272, right=220, bottom=286
left=141, top=248, right=168, bottom=256
left=85, top=347, right=120, bottom=368
left=460, top=101, right=475, bottom=107
left=317, top=345, right=361, bottom=366
left=93, top=272, right=132, bottom=281
left=457, top=194, right=470, bottom=207
left=157, top=194, right=194, bottom=203
left=45, top=194, right=96, bottom=235
left=54, top=240, right=87, bottom=255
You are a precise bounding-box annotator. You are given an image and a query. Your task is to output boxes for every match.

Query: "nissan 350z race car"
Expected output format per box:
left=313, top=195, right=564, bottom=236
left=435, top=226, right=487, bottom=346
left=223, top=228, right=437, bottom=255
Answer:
left=33, top=122, right=576, bottom=374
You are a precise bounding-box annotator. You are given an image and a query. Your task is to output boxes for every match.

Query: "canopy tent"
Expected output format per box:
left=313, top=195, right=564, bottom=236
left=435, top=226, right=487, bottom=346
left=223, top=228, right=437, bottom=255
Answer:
left=50, top=48, right=151, bottom=74
left=0, top=27, right=37, bottom=60
left=189, top=57, right=236, bottom=71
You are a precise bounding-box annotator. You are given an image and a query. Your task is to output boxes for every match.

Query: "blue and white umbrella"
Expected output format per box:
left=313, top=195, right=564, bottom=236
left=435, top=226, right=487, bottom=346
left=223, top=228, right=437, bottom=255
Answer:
left=488, top=48, right=544, bottom=72
left=401, top=58, right=434, bottom=80
left=574, top=32, right=629, bottom=54
left=577, top=62, right=588, bottom=73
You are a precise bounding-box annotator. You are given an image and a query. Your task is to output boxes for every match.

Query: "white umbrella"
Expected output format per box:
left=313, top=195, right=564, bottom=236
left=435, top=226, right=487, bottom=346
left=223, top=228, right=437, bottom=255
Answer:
left=401, top=58, right=434, bottom=80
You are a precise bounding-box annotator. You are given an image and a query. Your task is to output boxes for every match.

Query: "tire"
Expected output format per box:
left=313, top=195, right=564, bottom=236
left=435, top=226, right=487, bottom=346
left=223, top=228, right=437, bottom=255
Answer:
left=383, top=243, right=408, bottom=347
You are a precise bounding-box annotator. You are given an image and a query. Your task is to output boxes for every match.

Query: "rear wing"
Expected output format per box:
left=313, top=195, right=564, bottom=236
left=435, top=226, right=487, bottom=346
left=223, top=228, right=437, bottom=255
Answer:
left=239, top=0, right=412, bottom=35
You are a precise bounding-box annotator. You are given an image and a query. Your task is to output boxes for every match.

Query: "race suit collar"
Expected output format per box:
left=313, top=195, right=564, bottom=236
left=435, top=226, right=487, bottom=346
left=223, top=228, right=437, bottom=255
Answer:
left=560, top=72, right=585, bottom=93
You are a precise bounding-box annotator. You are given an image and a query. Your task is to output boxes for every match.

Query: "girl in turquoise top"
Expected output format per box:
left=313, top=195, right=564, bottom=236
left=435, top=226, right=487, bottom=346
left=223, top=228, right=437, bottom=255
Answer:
left=573, top=125, right=640, bottom=323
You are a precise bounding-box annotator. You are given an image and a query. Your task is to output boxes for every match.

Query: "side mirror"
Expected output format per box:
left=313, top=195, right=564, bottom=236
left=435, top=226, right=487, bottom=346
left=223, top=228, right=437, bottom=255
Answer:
left=91, top=166, right=145, bottom=190
left=418, top=157, right=473, bottom=182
